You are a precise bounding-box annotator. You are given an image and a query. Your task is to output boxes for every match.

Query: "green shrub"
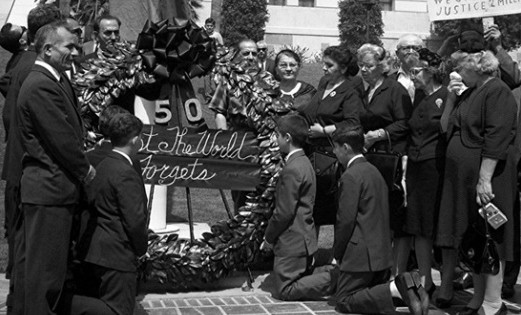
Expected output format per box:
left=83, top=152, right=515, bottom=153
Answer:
left=221, top=0, right=269, bottom=46
left=338, top=0, right=384, bottom=53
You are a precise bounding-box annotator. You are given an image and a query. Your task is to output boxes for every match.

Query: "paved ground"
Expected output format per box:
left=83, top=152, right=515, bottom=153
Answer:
left=0, top=270, right=520, bottom=314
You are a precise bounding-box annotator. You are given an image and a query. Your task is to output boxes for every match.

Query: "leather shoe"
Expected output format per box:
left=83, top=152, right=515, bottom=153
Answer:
left=395, top=271, right=429, bottom=315
left=435, top=297, right=453, bottom=309
left=456, top=306, right=479, bottom=315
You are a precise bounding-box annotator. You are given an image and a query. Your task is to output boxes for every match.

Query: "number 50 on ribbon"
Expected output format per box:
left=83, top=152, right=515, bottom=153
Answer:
left=154, top=98, right=204, bottom=125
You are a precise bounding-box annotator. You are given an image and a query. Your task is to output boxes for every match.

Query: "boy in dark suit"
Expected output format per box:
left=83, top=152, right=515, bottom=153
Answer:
left=331, top=123, right=429, bottom=315
left=67, top=113, right=148, bottom=315
left=261, top=114, right=333, bottom=301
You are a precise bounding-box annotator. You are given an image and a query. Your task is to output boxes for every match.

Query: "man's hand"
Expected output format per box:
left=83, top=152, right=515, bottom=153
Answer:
left=260, top=239, right=273, bottom=252
left=83, top=165, right=96, bottom=184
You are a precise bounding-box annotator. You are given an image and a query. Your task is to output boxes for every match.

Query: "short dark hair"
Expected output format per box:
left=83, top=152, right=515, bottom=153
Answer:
left=27, top=3, right=61, bottom=44
left=417, top=48, right=446, bottom=84
left=34, top=20, right=71, bottom=54
left=276, top=114, right=309, bottom=148
left=275, top=49, right=301, bottom=67
left=0, top=23, right=24, bottom=53
left=99, top=105, right=129, bottom=137
left=205, top=18, right=216, bottom=25
left=332, top=123, right=365, bottom=154
left=323, top=45, right=359, bottom=77
left=93, top=15, right=121, bottom=33
left=108, top=113, right=143, bottom=147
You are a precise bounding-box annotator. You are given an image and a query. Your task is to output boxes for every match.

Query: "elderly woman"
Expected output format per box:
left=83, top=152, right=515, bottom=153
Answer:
left=396, top=48, right=448, bottom=296
left=273, top=49, right=316, bottom=112
left=357, top=43, right=413, bottom=275
left=299, top=45, right=363, bottom=229
left=435, top=51, right=517, bottom=315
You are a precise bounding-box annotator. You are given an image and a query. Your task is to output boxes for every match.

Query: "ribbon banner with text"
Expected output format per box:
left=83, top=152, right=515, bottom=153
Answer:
left=137, top=125, right=261, bottom=190
left=427, top=0, right=521, bottom=21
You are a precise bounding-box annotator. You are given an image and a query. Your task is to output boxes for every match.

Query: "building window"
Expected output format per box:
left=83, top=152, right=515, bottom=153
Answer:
left=268, top=0, right=286, bottom=5
left=298, top=0, right=314, bottom=6
left=380, top=0, right=393, bottom=11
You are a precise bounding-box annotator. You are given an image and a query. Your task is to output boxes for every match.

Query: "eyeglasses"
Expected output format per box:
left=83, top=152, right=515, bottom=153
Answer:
left=357, top=63, right=377, bottom=70
left=241, top=50, right=258, bottom=57
left=410, top=67, right=426, bottom=76
left=278, top=62, right=298, bottom=69
left=258, top=48, right=267, bottom=52
left=399, top=45, right=421, bottom=52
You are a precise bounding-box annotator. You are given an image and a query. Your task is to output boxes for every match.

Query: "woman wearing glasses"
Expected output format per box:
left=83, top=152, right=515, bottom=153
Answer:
left=434, top=50, right=517, bottom=315
left=299, top=45, right=362, bottom=230
left=356, top=43, right=413, bottom=275
left=397, top=48, right=448, bottom=297
left=272, top=49, right=316, bottom=113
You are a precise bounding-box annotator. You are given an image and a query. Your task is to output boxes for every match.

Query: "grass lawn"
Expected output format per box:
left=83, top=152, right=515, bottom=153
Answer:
left=0, top=50, right=331, bottom=273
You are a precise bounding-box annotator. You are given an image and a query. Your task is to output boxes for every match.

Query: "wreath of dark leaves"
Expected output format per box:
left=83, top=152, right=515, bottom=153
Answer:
left=139, top=49, right=284, bottom=290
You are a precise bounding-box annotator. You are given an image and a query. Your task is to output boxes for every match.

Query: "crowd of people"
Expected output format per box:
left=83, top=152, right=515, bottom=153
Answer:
left=0, top=3, right=520, bottom=315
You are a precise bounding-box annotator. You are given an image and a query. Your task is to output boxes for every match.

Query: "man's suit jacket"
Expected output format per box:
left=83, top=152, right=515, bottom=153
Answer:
left=264, top=58, right=276, bottom=76
left=265, top=150, right=317, bottom=257
left=1, top=49, right=38, bottom=185
left=334, top=157, right=392, bottom=273
left=17, top=64, right=90, bottom=205
left=82, top=151, right=148, bottom=272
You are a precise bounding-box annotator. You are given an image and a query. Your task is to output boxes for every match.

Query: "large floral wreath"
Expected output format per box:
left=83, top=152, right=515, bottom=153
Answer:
left=73, top=21, right=285, bottom=290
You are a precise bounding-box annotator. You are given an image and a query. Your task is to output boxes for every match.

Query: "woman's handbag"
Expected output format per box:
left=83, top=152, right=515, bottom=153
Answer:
left=459, top=219, right=500, bottom=275
left=309, top=149, right=341, bottom=196
left=365, top=132, right=405, bottom=228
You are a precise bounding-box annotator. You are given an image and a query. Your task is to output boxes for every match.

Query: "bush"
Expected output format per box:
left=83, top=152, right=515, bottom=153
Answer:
left=221, top=0, right=269, bottom=46
left=338, top=0, right=384, bottom=53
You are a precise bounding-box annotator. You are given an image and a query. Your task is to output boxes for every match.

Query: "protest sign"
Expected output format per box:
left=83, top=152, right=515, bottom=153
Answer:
left=427, top=0, right=521, bottom=21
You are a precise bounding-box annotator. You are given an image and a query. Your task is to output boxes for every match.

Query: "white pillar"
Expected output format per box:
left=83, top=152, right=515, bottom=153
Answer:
left=134, top=96, right=167, bottom=231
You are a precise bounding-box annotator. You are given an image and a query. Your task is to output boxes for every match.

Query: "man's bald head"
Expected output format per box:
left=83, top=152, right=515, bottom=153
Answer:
left=238, top=39, right=258, bottom=63
left=396, top=34, right=424, bottom=71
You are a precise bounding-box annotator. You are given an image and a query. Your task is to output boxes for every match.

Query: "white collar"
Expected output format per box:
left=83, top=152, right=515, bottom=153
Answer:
left=113, top=149, right=133, bottom=165
left=285, top=148, right=303, bottom=162
left=35, top=60, right=61, bottom=82
left=397, top=66, right=410, bottom=77
left=347, top=154, right=364, bottom=168
left=280, top=82, right=302, bottom=96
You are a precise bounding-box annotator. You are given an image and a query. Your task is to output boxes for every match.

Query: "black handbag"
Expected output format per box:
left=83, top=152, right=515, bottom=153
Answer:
left=309, top=149, right=341, bottom=196
left=365, top=132, right=402, bottom=189
left=459, top=219, right=500, bottom=275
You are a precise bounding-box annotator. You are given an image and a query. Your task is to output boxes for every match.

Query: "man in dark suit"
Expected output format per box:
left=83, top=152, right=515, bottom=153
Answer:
left=1, top=5, right=62, bottom=314
left=0, top=23, right=27, bottom=74
left=257, top=40, right=275, bottom=76
left=261, top=115, right=333, bottom=301
left=16, top=21, right=95, bottom=315
left=331, top=124, right=429, bottom=315
left=67, top=113, right=148, bottom=315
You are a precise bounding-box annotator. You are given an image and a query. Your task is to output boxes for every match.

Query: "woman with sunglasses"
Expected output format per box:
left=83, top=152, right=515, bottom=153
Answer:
left=396, top=48, right=448, bottom=298
left=272, top=49, right=316, bottom=113
left=299, top=45, right=362, bottom=232
left=356, top=43, right=413, bottom=276
left=434, top=50, right=517, bottom=315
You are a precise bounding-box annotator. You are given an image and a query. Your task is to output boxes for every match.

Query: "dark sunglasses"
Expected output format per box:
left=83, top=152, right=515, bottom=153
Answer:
left=241, top=50, right=258, bottom=57
left=399, top=45, right=421, bottom=52
left=258, top=48, right=267, bottom=52
left=102, top=30, right=119, bottom=37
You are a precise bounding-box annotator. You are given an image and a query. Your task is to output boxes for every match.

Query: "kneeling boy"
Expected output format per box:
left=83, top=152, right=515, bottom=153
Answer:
left=332, top=123, right=429, bottom=315
left=261, top=114, right=332, bottom=301
left=69, top=113, right=148, bottom=315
